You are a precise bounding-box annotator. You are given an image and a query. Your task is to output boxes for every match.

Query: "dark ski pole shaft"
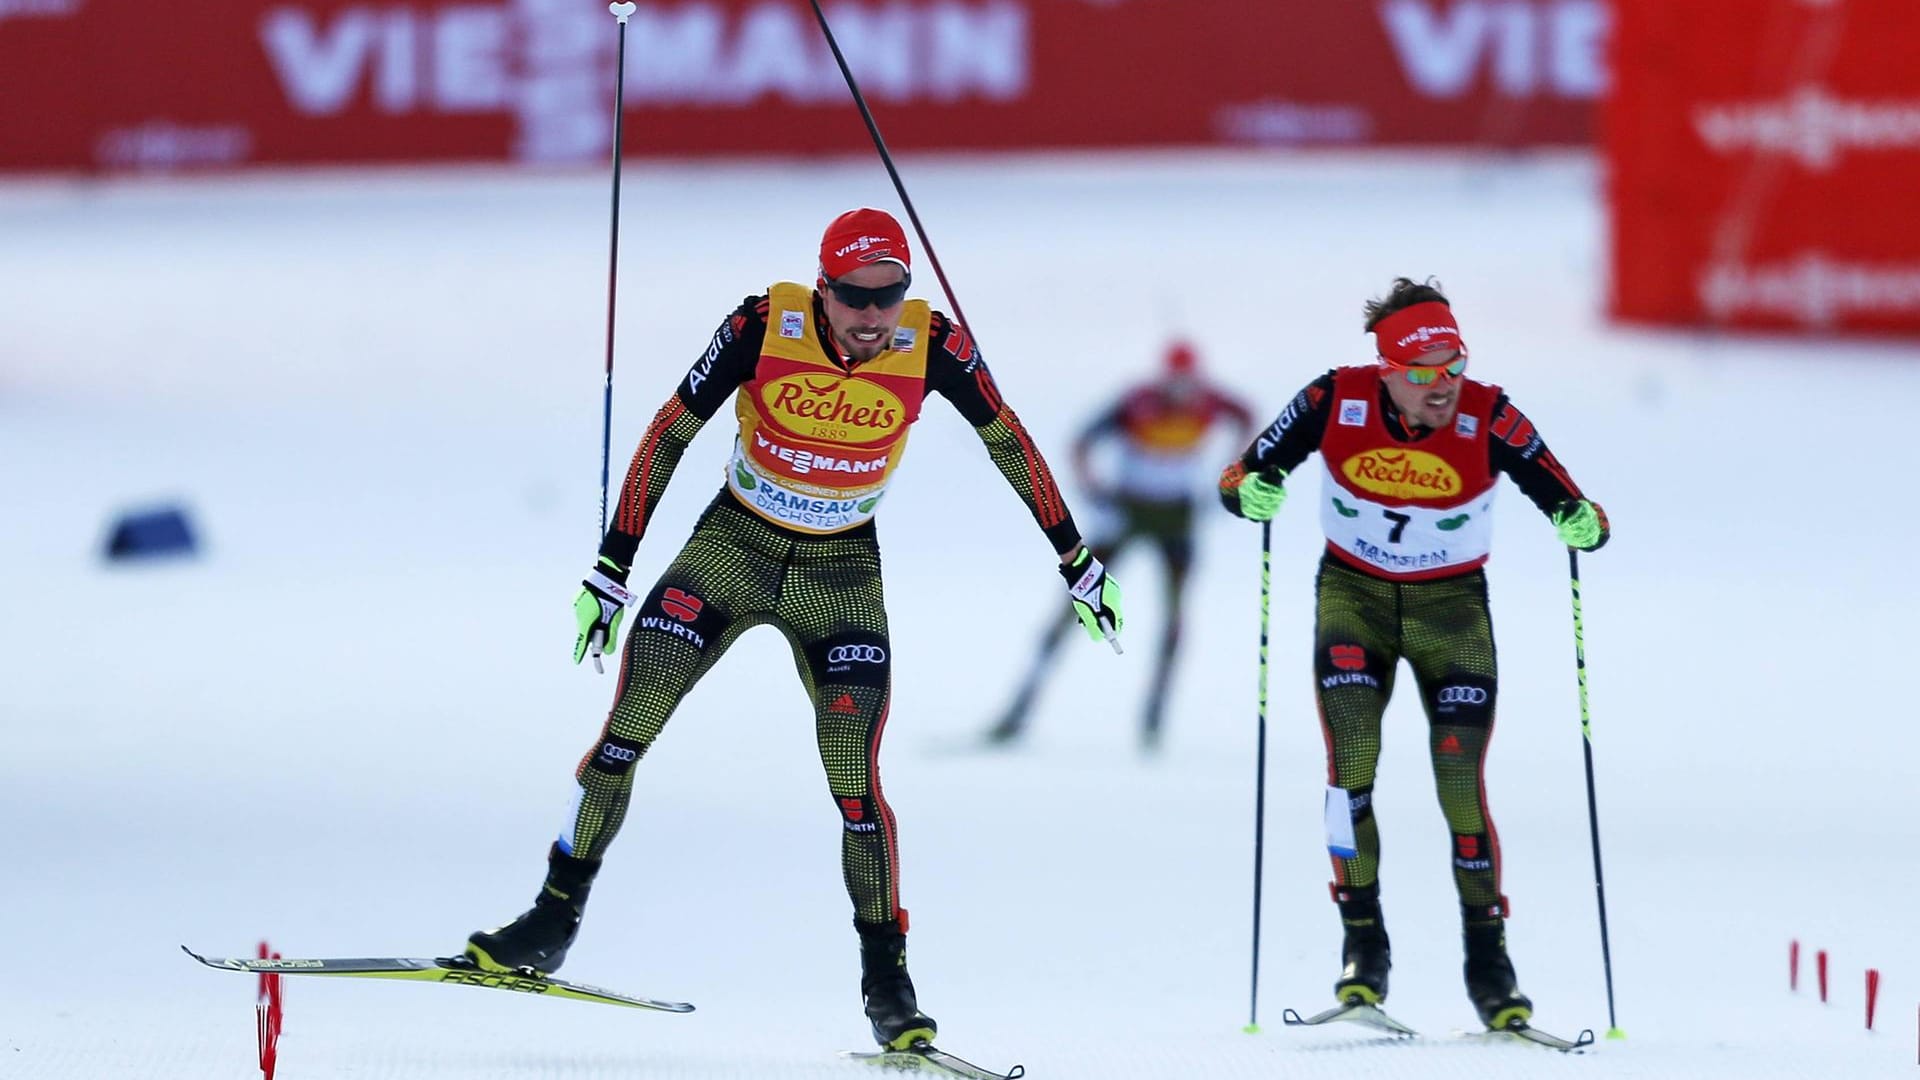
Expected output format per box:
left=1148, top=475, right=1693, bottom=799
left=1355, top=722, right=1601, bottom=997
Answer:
left=599, top=2, right=637, bottom=538
left=805, top=0, right=974, bottom=336
left=1568, top=549, right=1625, bottom=1039
left=1245, top=520, right=1273, bottom=1033
left=807, top=0, right=1119, bottom=657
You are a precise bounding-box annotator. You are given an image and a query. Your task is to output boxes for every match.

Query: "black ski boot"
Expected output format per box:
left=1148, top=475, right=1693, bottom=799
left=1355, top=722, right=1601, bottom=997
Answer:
left=1333, top=886, right=1391, bottom=1005
left=857, top=918, right=938, bottom=1050
left=464, top=844, right=601, bottom=975
left=1463, top=911, right=1533, bottom=1030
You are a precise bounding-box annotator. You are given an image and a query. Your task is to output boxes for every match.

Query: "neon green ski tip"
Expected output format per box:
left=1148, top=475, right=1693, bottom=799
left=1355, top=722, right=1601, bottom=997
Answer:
left=1606, top=1027, right=1627, bottom=1040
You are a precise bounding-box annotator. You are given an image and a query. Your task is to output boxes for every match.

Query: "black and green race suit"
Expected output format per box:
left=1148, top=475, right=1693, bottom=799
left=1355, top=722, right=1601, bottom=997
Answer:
left=1227, top=370, right=1597, bottom=918
left=567, top=292, right=1081, bottom=930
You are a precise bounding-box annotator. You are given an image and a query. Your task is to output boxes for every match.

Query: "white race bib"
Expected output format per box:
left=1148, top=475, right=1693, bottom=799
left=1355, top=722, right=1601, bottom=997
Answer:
left=1319, top=460, right=1494, bottom=576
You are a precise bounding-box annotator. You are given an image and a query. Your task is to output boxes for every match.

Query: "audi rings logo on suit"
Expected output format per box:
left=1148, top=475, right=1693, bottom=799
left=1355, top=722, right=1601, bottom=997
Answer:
left=827, top=645, right=887, bottom=665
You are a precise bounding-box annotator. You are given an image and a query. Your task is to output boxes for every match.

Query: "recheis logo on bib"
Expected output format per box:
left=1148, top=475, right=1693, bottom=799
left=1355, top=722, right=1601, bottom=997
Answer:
left=1340, top=449, right=1461, bottom=501
left=761, top=374, right=905, bottom=442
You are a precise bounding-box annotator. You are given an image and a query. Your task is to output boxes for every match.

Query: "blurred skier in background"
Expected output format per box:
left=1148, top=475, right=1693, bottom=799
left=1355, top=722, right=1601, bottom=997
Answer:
left=1218, top=277, right=1608, bottom=1032
left=465, top=208, right=1124, bottom=1053
left=984, top=341, right=1252, bottom=751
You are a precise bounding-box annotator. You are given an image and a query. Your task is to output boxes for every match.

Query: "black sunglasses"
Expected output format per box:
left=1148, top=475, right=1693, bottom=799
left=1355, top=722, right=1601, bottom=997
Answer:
left=824, top=273, right=911, bottom=311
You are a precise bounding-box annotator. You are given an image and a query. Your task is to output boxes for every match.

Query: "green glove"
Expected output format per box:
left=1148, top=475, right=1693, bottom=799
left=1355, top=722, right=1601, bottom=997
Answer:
left=1059, top=547, right=1124, bottom=651
left=1552, top=498, right=1610, bottom=551
left=573, top=557, right=636, bottom=672
left=1219, top=465, right=1287, bottom=522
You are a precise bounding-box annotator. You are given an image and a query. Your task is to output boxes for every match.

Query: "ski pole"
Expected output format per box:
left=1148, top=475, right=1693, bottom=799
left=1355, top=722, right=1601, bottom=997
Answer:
left=598, top=2, right=637, bottom=540
left=1568, top=549, right=1625, bottom=1040
left=808, top=0, right=1123, bottom=658
left=1245, top=520, right=1272, bottom=1033
left=584, top=2, right=639, bottom=675
left=804, top=0, right=975, bottom=344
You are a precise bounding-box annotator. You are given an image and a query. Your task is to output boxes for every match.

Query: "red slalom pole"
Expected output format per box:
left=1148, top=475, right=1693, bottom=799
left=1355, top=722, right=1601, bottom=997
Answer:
left=1790, top=940, right=1800, bottom=991
left=1817, top=950, right=1829, bottom=1003
left=1865, top=969, right=1879, bottom=1030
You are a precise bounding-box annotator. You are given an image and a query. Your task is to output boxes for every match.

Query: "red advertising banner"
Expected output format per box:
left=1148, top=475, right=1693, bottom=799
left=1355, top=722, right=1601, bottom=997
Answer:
left=1607, top=0, right=1920, bottom=333
left=1, top=1, right=1601, bottom=172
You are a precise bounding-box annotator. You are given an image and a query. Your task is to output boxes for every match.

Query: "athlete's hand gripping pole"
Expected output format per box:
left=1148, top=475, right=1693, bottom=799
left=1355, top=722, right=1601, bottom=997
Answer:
left=1060, top=548, right=1124, bottom=654
left=574, top=558, right=636, bottom=673
left=1553, top=497, right=1609, bottom=551
left=1219, top=464, right=1286, bottom=522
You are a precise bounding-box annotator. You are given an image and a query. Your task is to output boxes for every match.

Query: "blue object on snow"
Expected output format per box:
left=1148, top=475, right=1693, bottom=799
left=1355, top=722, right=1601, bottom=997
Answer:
left=103, top=505, right=200, bottom=562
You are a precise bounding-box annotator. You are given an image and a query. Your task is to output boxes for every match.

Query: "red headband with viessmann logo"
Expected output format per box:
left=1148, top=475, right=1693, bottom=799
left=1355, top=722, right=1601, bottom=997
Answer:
left=819, top=208, right=912, bottom=280
left=1373, top=301, right=1467, bottom=365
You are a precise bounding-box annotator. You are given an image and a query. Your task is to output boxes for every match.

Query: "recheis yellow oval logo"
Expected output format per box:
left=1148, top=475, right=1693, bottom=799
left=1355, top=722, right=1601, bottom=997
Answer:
left=1340, top=449, right=1461, bottom=501
left=761, top=374, right=905, bottom=442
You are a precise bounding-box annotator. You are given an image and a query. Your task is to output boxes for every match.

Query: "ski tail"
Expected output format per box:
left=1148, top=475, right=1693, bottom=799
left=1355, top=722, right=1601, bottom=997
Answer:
left=1485, top=1022, right=1596, bottom=1053
left=1281, top=1002, right=1418, bottom=1037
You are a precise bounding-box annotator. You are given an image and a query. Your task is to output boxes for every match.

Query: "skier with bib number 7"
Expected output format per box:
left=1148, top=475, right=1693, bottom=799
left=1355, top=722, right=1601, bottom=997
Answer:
left=462, top=208, right=1122, bottom=1055
left=1218, top=277, right=1607, bottom=1032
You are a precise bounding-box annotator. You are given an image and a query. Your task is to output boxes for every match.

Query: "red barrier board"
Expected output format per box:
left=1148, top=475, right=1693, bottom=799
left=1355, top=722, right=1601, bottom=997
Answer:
left=1607, top=0, right=1920, bottom=333
left=1, top=1, right=1599, bottom=172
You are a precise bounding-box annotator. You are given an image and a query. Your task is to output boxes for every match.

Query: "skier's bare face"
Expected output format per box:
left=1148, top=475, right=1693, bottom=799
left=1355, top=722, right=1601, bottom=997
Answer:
left=820, top=263, right=909, bottom=364
left=1381, top=350, right=1465, bottom=430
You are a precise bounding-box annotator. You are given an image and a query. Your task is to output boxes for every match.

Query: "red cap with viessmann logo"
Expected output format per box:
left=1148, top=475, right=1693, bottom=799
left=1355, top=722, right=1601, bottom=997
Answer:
left=1373, top=301, right=1468, bottom=365
left=819, top=208, right=911, bottom=280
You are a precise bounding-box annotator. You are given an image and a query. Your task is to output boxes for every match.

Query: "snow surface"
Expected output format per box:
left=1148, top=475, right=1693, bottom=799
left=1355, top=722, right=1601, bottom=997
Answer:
left=3, top=152, right=1917, bottom=1078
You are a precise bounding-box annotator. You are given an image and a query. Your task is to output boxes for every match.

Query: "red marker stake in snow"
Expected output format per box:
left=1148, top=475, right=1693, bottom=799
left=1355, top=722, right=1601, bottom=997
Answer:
left=255, top=941, right=283, bottom=1080
left=1864, top=969, right=1879, bottom=1031
left=1817, top=949, right=1829, bottom=1003
left=256, top=1001, right=278, bottom=1080
left=1790, top=939, right=1800, bottom=991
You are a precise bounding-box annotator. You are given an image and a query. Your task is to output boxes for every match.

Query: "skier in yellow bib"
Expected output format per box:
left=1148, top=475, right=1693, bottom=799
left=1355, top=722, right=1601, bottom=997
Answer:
left=465, top=209, right=1123, bottom=1052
